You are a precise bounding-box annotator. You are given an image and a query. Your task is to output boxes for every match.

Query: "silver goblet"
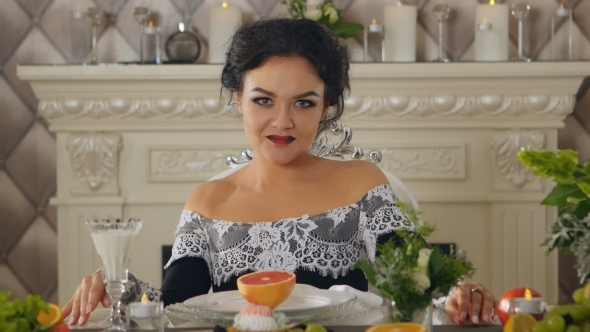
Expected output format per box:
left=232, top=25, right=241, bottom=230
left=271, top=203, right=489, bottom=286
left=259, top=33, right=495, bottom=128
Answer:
left=511, top=3, right=531, bottom=62
left=433, top=4, right=451, bottom=62
left=133, top=7, right=151, bottom=63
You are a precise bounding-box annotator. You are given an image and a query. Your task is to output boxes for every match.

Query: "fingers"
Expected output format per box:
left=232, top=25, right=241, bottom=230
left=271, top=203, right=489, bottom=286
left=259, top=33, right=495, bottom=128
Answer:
left=456, top=283, right=472, bottom=324
left=478, top=289, right=497, bottom=323
left=101, top=290, right=111, bottom=308
left=87, top=274, right=106, bottom=313
left=65, top=274, right=106, bottom=326
left=469, top=288, right=483, bottom=324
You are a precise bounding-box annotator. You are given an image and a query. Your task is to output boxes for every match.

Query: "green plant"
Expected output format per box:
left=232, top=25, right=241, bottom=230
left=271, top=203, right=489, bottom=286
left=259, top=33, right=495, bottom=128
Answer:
left=518, top=149, right=590, bottom=284
left=281, top=0, right=364, bottom=39
left=0, top=291, right=51, bottom=332
left=355, top=202, right=474, bottom=322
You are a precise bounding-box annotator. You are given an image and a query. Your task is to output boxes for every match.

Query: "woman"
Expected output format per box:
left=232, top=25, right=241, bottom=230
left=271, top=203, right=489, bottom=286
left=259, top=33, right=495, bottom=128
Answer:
left=63, top=18, right=496, bottom=326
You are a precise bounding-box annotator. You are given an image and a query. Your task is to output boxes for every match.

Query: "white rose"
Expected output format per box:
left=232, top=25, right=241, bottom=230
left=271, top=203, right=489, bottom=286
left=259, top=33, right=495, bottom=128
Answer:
left=416, top=248, right=432, bottom=272
left=324, top=6, right=339, bottom=24
left=304, top=9, right=322, bottom=21
left=412, top=269, right=431, bottom=292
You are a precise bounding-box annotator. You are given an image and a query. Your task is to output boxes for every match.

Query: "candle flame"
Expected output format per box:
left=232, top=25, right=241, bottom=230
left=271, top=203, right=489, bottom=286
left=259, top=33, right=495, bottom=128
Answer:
left=76, top=6, right=81, bottom=12
left=524, top=288, right=532, bottom=301
left=483, top=17, right=487, bottom=24
left=372, top=18, right=377, bottom=25
left=222, top=1, right=228, bottom=8
left=148, top=21, right=154, bottom=28
left=397, top=1, right=402, bottom=6
left=141, top=293, right=148, bottom=305
left=490, top=0, right=495, bottom=5
left=559, top=2, right=564, bottom=9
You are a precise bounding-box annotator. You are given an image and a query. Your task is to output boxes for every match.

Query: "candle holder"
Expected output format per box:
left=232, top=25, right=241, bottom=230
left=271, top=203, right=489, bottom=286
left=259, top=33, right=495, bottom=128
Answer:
left=477, top=18, right=492, bottom=31
left=433, top=4, right=451, bottom=62
left=508, top=297, right=547, bottom=320
left=510, top=3, right=531, bottom=62
left=551, top=3, right=573, bottom=60
left=86, top=7, right=104, bottom=65
left=128, top=295, right=165, bottom=331
left=363, top=19, right=385, bottom=62
left=133, top=7, right=151, bottom=64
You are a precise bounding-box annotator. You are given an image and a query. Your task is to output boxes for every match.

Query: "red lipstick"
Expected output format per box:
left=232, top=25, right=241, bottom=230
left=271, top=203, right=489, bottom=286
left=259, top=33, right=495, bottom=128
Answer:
left=267, top=135, right=295, bottom=146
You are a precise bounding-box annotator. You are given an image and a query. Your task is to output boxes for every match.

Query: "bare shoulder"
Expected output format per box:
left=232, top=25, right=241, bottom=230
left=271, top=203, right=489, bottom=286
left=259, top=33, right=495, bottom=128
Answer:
left=328, top=159, right=389, bottom=193
left=184, top=179, right=236, bottom=216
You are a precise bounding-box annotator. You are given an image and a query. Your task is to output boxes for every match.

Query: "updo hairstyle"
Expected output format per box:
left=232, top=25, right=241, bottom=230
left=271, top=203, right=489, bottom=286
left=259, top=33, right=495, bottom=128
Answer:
left=221, top=18, right=350, bottom=135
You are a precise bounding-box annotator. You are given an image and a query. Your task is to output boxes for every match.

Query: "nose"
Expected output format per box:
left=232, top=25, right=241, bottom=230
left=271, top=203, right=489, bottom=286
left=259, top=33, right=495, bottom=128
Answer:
left=271, top=104, right=294, bottom=129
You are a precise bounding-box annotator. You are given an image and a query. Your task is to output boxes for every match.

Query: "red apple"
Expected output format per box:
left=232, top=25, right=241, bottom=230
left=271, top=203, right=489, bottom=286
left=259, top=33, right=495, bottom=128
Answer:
left=497, top=287, right=543, bottom=325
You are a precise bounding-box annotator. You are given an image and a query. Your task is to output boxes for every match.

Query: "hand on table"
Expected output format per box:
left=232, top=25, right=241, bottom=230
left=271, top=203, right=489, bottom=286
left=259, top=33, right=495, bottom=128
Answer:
left=445, top=282, right=498, bottom=325
left=62, top=272, right=110, bottom=326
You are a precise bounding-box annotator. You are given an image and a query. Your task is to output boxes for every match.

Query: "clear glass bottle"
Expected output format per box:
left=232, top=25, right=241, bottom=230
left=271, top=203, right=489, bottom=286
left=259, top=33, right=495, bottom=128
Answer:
left=70, top=6, right=89, bottom=64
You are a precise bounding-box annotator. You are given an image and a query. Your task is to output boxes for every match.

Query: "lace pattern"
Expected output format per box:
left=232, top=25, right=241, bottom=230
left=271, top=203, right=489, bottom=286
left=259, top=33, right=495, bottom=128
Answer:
left=165, top=184, right=413, bottom=286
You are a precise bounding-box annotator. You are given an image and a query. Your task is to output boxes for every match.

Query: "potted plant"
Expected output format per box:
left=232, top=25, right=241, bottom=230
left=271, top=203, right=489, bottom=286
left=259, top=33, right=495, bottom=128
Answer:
left=518, top=149, right=590, bottom=284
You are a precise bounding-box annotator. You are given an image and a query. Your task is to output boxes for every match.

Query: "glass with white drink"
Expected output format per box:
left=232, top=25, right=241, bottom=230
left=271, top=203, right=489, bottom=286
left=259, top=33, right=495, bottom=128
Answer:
left=86, top=218, right=143, bottom=331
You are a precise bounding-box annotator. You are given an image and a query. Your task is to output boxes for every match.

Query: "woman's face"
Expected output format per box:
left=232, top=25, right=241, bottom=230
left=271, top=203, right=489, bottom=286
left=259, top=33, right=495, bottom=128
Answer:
left=236, top=56, right=327, bottom=165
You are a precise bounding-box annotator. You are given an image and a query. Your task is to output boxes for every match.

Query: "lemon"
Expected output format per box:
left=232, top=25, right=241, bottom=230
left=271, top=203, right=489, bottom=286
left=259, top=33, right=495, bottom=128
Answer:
left=306, top=324, right=327, bottom=332
left=504, top=313, right=537, bottom=332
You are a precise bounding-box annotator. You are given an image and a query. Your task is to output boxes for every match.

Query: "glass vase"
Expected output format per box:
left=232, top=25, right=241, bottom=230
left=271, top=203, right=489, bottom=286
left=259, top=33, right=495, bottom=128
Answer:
left=387, top=301, right=433, bottom=332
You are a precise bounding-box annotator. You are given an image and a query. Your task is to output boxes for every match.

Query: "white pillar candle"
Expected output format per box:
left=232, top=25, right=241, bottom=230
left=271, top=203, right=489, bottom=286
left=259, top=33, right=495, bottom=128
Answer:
left=383, top=2, right=417, bottom=62
left=208, top=1, right=242, bottom=63
left=475, top=1, right=509, bottom=61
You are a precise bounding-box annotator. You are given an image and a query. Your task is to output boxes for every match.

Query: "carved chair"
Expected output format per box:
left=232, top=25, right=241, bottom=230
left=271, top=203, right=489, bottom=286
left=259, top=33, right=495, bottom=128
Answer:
left=209, top=120, right=419, bottom=209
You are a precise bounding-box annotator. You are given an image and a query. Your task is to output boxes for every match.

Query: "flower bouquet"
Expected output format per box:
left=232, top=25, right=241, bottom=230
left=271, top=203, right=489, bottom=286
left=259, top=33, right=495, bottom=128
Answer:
left=517, top=149, right=590, bottom=284
left=281, top=0, right=364, bottom=39
left=356, top=203, right=474, bottom=323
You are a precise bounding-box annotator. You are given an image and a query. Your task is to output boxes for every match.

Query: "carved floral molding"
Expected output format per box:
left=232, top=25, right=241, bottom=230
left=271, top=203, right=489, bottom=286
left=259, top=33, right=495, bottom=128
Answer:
left=149, top=147, right=247, bottom=182
left=38, top=95, right=574, bottom=120
left=491, top=130, right=546, bottom=189
left=66, top=132, right=123, bottom=195
left=377, top=145, right=466, bottom=179
left=343, top=95, right=574, bottom=118
left=39, top=98, right=237, bottom=120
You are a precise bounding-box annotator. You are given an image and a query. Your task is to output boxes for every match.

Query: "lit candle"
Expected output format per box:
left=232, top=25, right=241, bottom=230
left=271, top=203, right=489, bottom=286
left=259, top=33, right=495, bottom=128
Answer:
left=556, top=2, right=569, bottom=17
left=509, top=289, right=546, bottom=320
left=475, top=0, right=508, bottom=61
left=208, top=1, right=242, bottom=63
left=477, top=17, right=492, bottom=31
left=129, top=293, right=163, bottom=319
left=369, top=19, right=383, bottom=33
left=383, top=1, right=417, bottom=62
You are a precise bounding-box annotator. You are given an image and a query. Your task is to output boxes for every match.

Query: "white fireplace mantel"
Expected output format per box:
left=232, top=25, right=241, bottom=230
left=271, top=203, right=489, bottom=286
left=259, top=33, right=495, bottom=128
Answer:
left=18, top=62, right=590, bottom=305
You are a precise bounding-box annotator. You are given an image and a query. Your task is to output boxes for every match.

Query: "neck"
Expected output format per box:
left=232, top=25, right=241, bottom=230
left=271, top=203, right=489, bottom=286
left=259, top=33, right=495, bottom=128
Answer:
left=243, top=153, right=323, bottom=191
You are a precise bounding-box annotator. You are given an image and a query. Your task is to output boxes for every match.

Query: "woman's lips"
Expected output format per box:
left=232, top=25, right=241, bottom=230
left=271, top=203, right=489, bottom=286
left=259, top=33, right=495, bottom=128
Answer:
left=266, top=135, right=295, bottom=146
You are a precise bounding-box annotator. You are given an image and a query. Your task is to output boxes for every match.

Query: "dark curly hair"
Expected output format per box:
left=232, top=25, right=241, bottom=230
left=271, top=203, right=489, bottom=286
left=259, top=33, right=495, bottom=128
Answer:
left=221, top=18, right=350, bottom=135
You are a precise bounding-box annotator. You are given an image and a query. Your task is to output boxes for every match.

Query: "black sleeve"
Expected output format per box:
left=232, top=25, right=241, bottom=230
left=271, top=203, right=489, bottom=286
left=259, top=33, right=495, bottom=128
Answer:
left=161, top=256, right=212, bottom=306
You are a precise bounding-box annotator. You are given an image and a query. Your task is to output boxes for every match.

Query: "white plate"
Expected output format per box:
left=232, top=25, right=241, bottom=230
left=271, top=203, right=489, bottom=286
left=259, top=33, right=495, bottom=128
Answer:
left=183, top=284, right=356, bottom=320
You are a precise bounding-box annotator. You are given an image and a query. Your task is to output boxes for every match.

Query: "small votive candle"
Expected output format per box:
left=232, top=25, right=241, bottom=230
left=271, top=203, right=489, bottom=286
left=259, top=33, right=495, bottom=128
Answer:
left=369, top=18, right=383, bottom=33
left=128, top=294, right=165, bottom=331
left=556, top=3, right=569, bottom=17
left=509, top=297, right=546, bottom=320
left=478, top=17, right=492, bottom=31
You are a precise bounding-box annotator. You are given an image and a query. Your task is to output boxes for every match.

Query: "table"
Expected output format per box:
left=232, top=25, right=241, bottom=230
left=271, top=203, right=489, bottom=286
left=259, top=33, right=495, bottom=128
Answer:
left=69, top=325, right=504, bottom=332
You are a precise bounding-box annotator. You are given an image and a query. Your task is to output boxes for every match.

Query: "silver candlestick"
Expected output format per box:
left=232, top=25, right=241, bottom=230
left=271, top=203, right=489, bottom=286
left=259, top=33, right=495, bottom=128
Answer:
left=433, top=4, right=451, bottom=62
left=86, top=7, right=104, bottom=65
left=133, top=7, right=151, bottom=64
left=510, top=3, right=531, bottom=62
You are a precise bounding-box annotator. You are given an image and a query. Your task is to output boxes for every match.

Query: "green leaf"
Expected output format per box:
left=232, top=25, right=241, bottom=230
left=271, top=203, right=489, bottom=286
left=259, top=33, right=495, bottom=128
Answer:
left=354, top=259, right=376, bottom=285
left=571, top=199, right=590, bottom=219
left=428, top=247, right=444, bottom=277
left=329, top=21, right=364, bottom=39
left=541, top=184, right=587, bottom=207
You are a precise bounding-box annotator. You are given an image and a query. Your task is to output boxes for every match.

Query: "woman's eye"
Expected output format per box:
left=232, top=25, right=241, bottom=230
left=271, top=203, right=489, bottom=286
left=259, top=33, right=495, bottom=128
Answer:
left=253, top=98, right=272, bottom=106
left=295, top=100, right=316, bottom=108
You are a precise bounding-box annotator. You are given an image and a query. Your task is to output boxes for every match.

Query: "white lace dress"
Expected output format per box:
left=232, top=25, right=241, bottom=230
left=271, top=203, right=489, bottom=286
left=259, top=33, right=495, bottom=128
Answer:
left=125, top=184, right=416, bottom=305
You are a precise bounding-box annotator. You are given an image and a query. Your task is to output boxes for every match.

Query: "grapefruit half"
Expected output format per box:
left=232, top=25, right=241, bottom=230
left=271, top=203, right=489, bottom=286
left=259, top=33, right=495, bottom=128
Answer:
left=237, top=270, right=296, bottom=308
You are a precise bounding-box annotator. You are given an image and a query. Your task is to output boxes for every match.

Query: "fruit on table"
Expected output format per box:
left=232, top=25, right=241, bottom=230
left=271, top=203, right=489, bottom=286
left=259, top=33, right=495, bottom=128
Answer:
left=36, top=302, right=63, bottom=327
left=365, top=323, right=427, bottom=332
left=237, top=270, right=296, bottom=308
left=306, top=323, right=328, bottom=332
left=504, top=313, right=537, bottom=332
left=51, top=322, right=70, bottom=332
left=498, top=287, right=543, bottom=325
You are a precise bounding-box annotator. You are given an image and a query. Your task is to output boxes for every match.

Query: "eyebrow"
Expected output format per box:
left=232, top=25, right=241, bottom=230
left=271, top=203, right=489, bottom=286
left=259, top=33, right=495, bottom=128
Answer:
left=249, top=87, right=320, bottom=99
